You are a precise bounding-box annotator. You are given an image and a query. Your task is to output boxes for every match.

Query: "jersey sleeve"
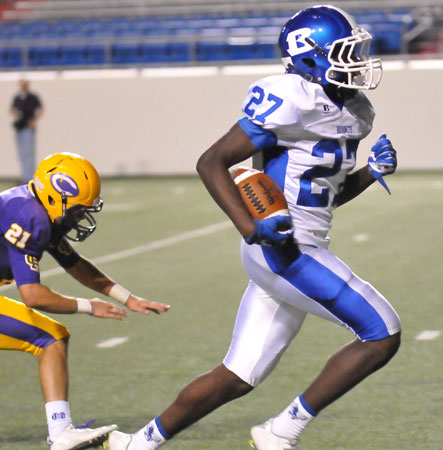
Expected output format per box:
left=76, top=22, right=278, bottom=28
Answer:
left=47, top=235, right=80, bottom=269
left=7, top=244, right=41, bottom=286
left=238, top=117, right=277, bottom=151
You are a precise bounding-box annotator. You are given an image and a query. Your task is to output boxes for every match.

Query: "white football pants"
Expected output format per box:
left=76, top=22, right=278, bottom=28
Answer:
left=223, top=241, right=401, bottom=387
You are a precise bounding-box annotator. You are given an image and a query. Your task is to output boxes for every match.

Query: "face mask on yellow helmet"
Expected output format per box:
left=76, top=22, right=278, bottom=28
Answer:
left=30, top=152, right=103, bottom=242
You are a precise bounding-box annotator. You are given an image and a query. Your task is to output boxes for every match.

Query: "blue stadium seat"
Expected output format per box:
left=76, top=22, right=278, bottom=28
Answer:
left=57, top=45, right=106, bottom=66
left=0, top=47, right=23, bottom=67
left=371, top=23, right=404, bottom=54
left=195, top=42, right=228, bottom=61
left=28, top=46, right=59, bottom=67
left=196, top=41, right=276, bottom=62
left=112, top=42, right=191, bottom=64
left=167, top=42, right=192, bottom=62
left=83, top=45, right=106, bottom=65
left=227, top=43, right=256, bottom=60
left=255, top=42, right=278, bottom=59
left=139, top=43, right=169, bottom=63
left=58, top=46, right=86, bottom=65
left=0, top=9, right=416, bottom=67
left=111, top=44, right=140, bottom=64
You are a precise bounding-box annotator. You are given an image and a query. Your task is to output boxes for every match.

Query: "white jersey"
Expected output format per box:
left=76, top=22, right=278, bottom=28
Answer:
left=240, top=73, right=375, bottom=248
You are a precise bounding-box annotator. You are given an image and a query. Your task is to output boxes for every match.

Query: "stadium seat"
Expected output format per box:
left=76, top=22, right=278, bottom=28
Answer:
left=372, top=23, right=404, bottom=54
left=0, top=8, right=417, bottom=67
left=83, top=45, right=106, bottom=65
left=227, top=43, right=257, bottom=60
left=0, top=47, right=22, bottom=67
left=167, top=42, right=192, bottom=63
left=195, top=42, right=228, bottom=61
left=28, top=46, right=59, bottom=67
left=139, top=43, right=169, bottom=63
left=111, top=44, right=140, bottom=64
left=58, top=46, right=86, bottom=65
left=255, top=42, right=278, bottom=59
left=57, top=45, right=106, bottom=66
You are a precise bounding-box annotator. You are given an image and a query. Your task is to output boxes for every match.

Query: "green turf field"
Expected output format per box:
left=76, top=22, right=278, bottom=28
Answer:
left=0, top=172, right=442, bottom=449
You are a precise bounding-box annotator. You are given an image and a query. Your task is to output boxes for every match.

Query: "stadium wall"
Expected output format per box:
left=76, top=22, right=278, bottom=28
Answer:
left=0, top=60, right=442, bottom=178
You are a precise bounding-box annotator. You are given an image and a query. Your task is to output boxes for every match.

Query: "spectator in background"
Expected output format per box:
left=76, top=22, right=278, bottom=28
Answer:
left=10, top=79, right=43, bottom=183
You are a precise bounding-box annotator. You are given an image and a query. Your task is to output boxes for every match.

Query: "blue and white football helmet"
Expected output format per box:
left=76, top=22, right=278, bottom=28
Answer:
left=278, top=5, right=382, bottom=90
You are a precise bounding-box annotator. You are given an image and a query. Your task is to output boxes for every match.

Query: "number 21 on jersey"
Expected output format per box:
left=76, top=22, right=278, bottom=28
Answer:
left=244, top=86, right=283, bottom=124
left=5, top=223, right=31, bottom=249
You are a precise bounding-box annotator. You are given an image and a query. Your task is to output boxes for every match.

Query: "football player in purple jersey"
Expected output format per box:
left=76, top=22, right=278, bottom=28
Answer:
left=0, top=152, right=169, bottom=450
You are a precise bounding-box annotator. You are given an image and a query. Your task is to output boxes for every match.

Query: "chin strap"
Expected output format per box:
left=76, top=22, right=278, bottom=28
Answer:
left=61, top=191, right=68, bottom=217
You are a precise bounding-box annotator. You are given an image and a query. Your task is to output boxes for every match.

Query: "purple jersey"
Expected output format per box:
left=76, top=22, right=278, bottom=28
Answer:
left=0, top=185, right=79, bottom=287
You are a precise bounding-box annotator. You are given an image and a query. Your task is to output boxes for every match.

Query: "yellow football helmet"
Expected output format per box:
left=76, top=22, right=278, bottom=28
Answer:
left=30, top=152, right=103, bottom=241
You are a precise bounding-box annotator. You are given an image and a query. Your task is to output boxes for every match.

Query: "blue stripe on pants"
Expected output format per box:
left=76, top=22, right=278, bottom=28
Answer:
left=262, top=248, right=390, bottom=341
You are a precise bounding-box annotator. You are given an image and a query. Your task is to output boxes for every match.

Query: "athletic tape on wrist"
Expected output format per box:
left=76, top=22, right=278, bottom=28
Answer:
left=76, top=298, right=93, bottom=314
left=109, top=284, right=131, bottom=304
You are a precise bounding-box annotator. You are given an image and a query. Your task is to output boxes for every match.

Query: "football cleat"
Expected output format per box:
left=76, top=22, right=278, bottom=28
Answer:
left=47, top=423, right=118, bottom=450
left=250, top=420, right=300, bottom=450
left=103, top=431, right=133, bottom=450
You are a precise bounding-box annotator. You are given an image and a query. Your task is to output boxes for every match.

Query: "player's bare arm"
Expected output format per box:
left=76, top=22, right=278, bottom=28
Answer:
left=196, top=123, right=259, bottom=238
left=65, top=254, right=170, bottom=315
left=18, top=282, right=127, bottom=319
left=336, top=166, right=375, bottom=206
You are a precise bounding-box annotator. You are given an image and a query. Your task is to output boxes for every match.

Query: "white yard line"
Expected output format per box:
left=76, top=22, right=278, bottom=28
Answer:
left=415, top=330, right=441, bottom=341
left=0, top=221, right=232, bottom=289
left=90, top=220, right=232, bottom=265
left=96, top=337, right=129, bottom=348
left=352, top=233, right=369, bottom=243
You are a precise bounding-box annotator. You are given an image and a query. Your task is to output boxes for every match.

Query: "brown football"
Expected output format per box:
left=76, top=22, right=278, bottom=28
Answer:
left=232, top=166, right=289, bottom=220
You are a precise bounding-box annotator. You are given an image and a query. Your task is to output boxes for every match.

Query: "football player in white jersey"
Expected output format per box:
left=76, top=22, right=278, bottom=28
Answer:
left=107, top=5, right=401, bottom=450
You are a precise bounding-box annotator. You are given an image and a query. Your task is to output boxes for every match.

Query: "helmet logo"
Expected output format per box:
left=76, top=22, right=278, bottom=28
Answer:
left=286, top=28, right=312, bottom=56
left=50, top=173, right=80, bottom=197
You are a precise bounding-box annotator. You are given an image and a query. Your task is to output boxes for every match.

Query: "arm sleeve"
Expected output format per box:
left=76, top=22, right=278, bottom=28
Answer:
left=47, top=237, right=80, bottom=269
left=7, top=245, right=41, bottom=286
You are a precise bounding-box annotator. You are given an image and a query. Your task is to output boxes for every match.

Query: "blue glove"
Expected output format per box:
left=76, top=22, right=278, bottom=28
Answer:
left=368, top=133, right=397, bottom=194
left=245, top=216, right=294, bottom=246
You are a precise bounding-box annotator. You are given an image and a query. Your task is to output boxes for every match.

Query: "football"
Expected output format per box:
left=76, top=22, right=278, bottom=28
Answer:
left=231, top=166, right=289, bottom=220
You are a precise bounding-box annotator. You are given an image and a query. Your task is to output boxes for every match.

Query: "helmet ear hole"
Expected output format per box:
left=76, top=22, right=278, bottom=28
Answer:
left=48, top=195, right=55, bottom=206
left=302, top=58, right=316, bottom=68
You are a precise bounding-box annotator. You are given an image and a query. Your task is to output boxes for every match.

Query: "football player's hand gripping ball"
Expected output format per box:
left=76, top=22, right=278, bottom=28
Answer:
left=245, top=216, right=294, bottom=246
left=368, top=133, right=397, bottom=194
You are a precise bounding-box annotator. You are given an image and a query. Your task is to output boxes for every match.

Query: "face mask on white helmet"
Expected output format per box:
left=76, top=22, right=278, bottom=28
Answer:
left=325, top=27, right=382, bottom=90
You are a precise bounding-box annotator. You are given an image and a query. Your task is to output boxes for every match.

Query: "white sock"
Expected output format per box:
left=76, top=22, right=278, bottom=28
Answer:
left=129, top=417, right=169, bottom=450
left=271, top=395, right=317, bottom=441
left=45, top=400, right=72, bottom=437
